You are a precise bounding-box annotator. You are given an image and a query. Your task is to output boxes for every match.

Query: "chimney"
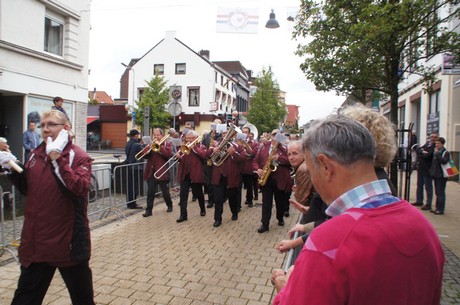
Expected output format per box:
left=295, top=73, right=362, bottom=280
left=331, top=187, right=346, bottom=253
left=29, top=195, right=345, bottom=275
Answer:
left=199, top=50, right=210, bottom=60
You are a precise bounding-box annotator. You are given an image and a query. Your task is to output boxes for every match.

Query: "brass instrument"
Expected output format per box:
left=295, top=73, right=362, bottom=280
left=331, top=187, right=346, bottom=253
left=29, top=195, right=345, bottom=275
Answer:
left=153, top=134, right=203, bottom=179
left=210, top=123, right=241, bottom=166
left=135, top=134, right=170, bottom=160
left=206, top=130, right=216, bottom=166
left=258, top=142, right=280, bottom=186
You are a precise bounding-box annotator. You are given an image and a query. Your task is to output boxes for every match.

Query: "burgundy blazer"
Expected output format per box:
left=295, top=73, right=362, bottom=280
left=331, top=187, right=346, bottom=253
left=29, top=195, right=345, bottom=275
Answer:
left=143, top=141, right=173, bottom=181
left=253, top=141, right=293, bottom=191
left=240, top=139, right=260, bottom=175
left=210, top=142, right=245, bottom=188
left=177, top=143, right=207, bottom=183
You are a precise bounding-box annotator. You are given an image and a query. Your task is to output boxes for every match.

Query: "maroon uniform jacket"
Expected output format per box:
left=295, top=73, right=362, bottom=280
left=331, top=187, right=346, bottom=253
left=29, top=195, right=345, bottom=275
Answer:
left=177, top=143, right=207, bottom=183
left=8, top=140, right=92, bottom=267
left=143, top=141, right=173, bottom=181
left=240, top=139, right=259, bottom=175
left=208, top=141, right=245, bottom=188
left=253, top=141, right=293, bottom=191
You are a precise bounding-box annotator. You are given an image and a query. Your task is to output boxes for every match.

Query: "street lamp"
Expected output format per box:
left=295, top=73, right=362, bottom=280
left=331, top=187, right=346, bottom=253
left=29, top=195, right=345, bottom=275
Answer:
left=265, top=9, right=280, bottom=29
left=121, top=62, right=136, bottom=128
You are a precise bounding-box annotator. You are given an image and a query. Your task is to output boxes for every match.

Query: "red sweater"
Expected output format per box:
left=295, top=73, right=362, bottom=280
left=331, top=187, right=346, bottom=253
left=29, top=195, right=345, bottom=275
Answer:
left=273, top=200, right=444, bottom=305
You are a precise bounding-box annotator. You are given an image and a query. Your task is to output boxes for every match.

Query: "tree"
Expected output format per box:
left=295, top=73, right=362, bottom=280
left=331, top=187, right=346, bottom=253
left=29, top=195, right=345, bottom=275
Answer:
left=134, top=75, right=171, bottom=133
left=293, top=0, right=460, bottom=189
left=247, top=67, right=287, bottom=133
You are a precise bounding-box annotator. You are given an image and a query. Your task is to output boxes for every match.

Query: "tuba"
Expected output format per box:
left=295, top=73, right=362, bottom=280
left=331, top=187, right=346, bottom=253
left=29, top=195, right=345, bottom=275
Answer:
left=210, top=123, right=241, bottom=166
left=242, top=122, right=258, bottom=142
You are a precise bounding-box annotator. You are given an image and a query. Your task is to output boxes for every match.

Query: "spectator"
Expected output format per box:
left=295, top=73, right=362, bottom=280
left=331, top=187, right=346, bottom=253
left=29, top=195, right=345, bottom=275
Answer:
left=0, top=110, right=95, bottom=305
left=430, top=137, right=450, bottom=215
left=272, top=115, right=444, bottom=305
left=414, top=133, right=438, bottom=210
left=125, top=129, right=143, bottom=209
left=23, top=122, right=40, bottom=162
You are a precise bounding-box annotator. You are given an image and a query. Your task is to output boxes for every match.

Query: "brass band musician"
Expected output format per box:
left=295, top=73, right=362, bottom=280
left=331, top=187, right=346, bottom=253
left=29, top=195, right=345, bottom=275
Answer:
left=253, top=130, right=292, bottom=233
left=240, top=126, right=259, bottom=208
left=176, top=131, right=208, bottom=222
left=142, top=128, right=174, bottom=217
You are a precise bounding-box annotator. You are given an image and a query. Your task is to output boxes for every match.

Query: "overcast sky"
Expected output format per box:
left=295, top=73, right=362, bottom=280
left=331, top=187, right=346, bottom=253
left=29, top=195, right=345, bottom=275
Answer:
left=88, top=0, right=344, bottom=125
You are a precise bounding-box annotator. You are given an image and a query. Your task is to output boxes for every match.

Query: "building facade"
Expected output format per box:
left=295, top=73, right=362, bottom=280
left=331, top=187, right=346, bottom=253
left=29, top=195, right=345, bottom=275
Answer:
left=120, top=31, right=250, bottom=133
left=0, top=0, right=91, bottom=157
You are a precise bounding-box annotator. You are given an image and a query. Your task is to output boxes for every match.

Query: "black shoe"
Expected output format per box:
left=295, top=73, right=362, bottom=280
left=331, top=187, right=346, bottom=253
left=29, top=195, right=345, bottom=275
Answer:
left=284, top=211, right=290, bottom=217
left=176, top=216, right=188, bottom=223
left=142, top=211, right=152, bottom=217
left=278, top=220, right=285, bottom=226
left=248, top=202, right=253, bottom=208
left=231, top=214, right=238, bottom=221
left=434, top=210, right=444, bottom=215
left=213, top=221, right=221, bottom=227
left=430, top=210, right=436, bottom=213
left=245, top=201, right=249, bottom=205
left=207, top=202, right=214, bottom=209
left=200, top=211, right=206, bottom=216
left=192, top=197, right=197, bottom=202
left=411, top=202, right=423, bottom=206
left=421, top=205, right=431, bottom=210
left=254, top=196, right=258, bottom=201
left=128, top=205, right=143, bottom=210
left=166, top=206, right=173, bottom=213
left=257, top=225, right=269, bottom=233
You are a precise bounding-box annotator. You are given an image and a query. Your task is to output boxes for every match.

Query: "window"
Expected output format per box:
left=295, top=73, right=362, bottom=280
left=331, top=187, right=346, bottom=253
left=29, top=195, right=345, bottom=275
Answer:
left=154, top=64, right=164, bottom=75
left=44, top=16, right=63, bottom=56
left=175, top=63, right=186, bottom=74
left=429, top=91, right=440, bottom=114
left=188, top=87, right=200, bottom=106
left=220, top=75, right=224, bottom=86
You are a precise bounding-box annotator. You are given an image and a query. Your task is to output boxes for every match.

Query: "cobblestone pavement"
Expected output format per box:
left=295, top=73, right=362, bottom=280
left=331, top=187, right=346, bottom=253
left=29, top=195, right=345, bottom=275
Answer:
left=0, top=167, right=459, bottom=304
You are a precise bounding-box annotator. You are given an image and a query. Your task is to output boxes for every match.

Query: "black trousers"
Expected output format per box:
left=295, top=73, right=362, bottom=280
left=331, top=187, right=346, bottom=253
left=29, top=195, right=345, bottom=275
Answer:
left=260, top=177, right=289, bottom=227
left=203, top=165, right=215, bottom=204
left=252, top=174, right=259, bottom=199
left=214, top=175, right=239, bottom=222
left=179, top=175, right=205, bottom=217
left=11, top=261, right=95, bottom=305
left=146, top=177, right=172, bottom=212
left=242, top=173, right=254, bottom=204
left=126, top=167, right=140, bottom=205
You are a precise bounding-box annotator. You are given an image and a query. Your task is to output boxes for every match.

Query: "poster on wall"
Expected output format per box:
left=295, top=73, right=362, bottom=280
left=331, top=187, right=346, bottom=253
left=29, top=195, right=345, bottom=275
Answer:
left=426, top=112, right=439, bottom=138
left=27, top=96, right=73, bottom=128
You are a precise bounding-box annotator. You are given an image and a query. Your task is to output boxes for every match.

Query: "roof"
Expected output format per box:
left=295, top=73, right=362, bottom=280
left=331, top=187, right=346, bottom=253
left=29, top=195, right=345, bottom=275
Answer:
left=213, top=61, right=249, bottom=80
left=88, top=91, right=114, bottom=104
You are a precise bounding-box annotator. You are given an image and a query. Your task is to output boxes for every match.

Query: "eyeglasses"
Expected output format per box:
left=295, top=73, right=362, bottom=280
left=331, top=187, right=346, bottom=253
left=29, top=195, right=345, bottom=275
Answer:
left=40, top=123, right=65, bottom=129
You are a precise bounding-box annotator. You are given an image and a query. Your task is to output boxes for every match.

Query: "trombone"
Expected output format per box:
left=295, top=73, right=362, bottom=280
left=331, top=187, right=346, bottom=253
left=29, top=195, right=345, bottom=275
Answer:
left=153, top=134, right=203, bottom=179
left=135, top=134, right=170, bottom=160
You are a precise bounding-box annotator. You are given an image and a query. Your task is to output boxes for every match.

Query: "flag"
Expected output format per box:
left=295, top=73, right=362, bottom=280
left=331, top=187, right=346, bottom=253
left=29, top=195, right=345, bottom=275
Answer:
left=216, top=7, right=259, bottom=34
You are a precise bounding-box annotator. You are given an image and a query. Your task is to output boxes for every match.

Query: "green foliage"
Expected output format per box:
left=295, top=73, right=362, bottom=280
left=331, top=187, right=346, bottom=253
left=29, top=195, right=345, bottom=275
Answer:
left=247, top=67, right=287, bottom=134
left=294, top=0, right=460, bottom=124
left=134, top=75, right=171, bottom=132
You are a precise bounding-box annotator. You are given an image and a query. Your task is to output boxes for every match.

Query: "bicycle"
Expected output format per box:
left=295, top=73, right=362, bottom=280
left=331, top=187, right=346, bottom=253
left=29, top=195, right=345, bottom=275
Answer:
left=88, top=173, right=98, bottom=203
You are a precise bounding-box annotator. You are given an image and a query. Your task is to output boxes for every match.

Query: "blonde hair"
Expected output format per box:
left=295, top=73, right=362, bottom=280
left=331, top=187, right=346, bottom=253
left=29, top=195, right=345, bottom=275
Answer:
left=340, top=105, right=397, bottom=168
left=42, top=109, right=70, bottom=125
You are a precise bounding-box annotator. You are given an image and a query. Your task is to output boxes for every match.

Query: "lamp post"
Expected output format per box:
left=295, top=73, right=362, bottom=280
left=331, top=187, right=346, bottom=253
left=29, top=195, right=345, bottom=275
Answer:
left=121, top=62, right=136, bottom=128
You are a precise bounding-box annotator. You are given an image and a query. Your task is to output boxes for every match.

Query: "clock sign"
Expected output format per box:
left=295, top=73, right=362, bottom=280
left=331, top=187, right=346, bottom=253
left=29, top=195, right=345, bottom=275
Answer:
left=171, top=89, right=181, bottom=100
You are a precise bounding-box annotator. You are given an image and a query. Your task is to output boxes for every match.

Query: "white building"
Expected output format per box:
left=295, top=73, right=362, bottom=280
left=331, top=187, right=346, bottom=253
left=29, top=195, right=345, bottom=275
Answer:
left=0, top=0, right=91, bottom=156
left=381, top=5, right=460, bottom=165
left=120, top=31, right=250, bottom=133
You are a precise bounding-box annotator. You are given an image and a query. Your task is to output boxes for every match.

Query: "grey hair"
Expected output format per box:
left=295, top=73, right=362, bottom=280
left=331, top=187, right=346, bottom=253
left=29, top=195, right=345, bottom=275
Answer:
left=187, top=130, right=198, bottom=137
left=288, top=140, right=303, bottom=151
left=302, top=115, right=376, bottom=167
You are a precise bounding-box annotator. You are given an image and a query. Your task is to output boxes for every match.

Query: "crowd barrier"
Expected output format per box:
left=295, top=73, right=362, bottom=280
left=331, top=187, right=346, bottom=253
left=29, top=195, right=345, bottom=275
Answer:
left=0, top=161, right=180, bottom=262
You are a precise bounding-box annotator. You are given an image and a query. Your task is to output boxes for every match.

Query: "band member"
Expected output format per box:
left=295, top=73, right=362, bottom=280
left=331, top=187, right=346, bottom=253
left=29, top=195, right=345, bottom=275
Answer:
left=176, top=131, right=207, bottom=222
left=142, top=128, right=174, bottom=217
left=249, top=131, right=260, bottom=201
left=253, top=130, right=292, bottom=233
left=207, top=128, right=245, bottom=227
left=240, top=126, right=259, bottom=207
left=202, top=119, right=223, bottom=208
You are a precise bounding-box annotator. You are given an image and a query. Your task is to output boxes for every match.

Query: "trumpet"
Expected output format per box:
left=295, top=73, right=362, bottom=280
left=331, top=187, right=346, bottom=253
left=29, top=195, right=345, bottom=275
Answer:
left=135, top=134, right=170, bottom=160
left=153, top=134, right=203, bottom=179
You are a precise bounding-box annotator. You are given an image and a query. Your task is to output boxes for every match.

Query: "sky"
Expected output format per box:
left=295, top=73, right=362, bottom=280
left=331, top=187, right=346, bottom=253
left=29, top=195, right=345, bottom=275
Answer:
left=88, top=0, right=345, bottom=125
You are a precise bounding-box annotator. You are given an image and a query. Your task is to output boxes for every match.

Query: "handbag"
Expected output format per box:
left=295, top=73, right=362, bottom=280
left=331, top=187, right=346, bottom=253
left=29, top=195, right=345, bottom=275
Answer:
left=441, top=151, right=459, bottom=178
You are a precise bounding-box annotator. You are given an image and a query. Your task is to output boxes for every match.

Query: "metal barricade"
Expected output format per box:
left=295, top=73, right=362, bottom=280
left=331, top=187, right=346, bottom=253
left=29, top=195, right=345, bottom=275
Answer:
left=282, top=212, right=304, bottom=272
left=0, top=185, right=19, bottom=263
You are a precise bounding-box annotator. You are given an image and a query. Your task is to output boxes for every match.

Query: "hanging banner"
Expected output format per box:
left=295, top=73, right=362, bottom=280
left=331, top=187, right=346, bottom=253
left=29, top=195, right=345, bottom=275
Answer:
left=216, top=7, right=259, bottom=34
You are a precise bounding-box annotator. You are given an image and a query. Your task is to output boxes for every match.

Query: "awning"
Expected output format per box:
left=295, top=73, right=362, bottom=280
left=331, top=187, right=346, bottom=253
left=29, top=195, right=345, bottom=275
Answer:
left=87, top=117, right=99, bottom=124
